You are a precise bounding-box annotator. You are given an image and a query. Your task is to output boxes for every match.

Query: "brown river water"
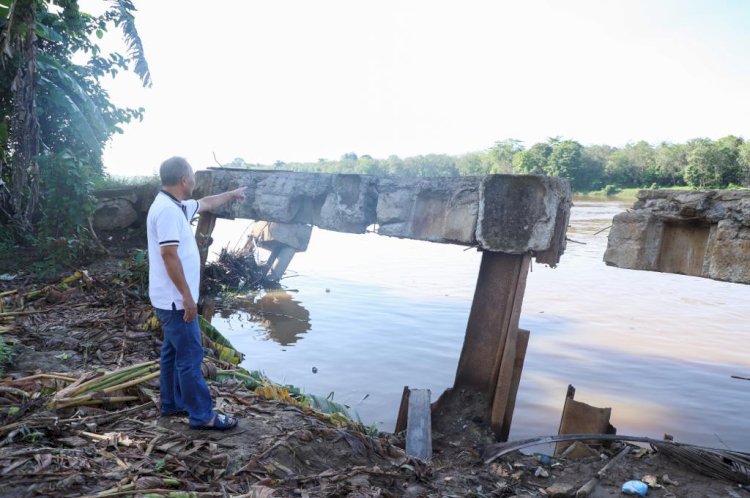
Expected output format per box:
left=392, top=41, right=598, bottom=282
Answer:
left=208, top=199, right=749, bottom=449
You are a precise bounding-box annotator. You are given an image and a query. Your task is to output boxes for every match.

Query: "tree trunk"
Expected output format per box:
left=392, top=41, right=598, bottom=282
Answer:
left=4, top=0, right=40, bottom=231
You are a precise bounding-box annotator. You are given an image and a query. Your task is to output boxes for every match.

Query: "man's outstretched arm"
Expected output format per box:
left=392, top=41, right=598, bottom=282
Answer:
left=197, top=187, right=246, bottom=213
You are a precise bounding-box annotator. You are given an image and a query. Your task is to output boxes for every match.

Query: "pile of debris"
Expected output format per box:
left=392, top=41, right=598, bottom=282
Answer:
left=202, top=245, right=268, bottom=297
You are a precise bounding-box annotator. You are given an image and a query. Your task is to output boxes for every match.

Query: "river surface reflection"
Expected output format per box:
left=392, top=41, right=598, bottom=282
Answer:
left=224, top=291, right=311, bottom=346
left=208, top=200, right=750, bottom=449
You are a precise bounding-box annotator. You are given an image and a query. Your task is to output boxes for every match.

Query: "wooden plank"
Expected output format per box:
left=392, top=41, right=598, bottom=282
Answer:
left=454, top=251, right=530, bottom=395
left=491, top=328, right=530, bottom=441
left=405, top=389, right=432, bottom=460
left=394, top=386, right=410, bottom=433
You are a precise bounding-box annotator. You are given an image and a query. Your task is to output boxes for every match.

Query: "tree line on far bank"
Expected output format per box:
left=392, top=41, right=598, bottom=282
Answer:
left=231, top=136, right=750, bottom=192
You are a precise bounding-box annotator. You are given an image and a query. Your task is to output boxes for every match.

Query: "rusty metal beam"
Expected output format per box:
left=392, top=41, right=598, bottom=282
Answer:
left=491, top=328, right=530, bottom=440
left=454, top=251, right=530, bottom=394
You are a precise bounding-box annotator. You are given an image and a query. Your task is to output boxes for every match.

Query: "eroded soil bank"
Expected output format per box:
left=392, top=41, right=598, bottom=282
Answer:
left=0, top=254, right=747, bottom=497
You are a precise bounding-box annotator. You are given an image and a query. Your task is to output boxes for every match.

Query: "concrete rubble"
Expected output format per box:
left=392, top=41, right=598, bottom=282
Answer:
left=604, top=189, right=750, bottom=284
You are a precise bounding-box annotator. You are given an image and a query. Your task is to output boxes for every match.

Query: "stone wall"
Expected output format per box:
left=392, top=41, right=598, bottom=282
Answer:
left=604, top=190, right=750, bottom=284
left=194, top=169, right=572, bottom=266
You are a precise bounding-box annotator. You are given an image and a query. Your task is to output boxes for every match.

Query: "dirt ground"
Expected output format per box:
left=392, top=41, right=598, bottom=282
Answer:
left=0, top=253, right=748, bottom=497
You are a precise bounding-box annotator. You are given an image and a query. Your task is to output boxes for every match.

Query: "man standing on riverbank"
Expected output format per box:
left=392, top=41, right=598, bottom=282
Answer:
left=147, top=156, right=245, bottom=430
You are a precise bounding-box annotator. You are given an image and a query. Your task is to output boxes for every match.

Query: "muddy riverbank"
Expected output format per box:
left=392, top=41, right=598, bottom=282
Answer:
left=0, top=251, right=747, bottom=497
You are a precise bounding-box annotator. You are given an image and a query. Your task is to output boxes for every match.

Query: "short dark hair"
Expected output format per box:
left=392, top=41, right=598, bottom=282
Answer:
left=160, top=156, right=191, bottom=186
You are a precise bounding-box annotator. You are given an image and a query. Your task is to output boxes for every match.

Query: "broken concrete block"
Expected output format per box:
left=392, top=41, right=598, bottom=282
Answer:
left=316, top=174, right=378, bottom=233
left=251, top=222, right=312, bottom=252
left=605, top=189, right=750, bottom=284
left=93, top=198, right=138, bottom=231
left=376, top=176, right=480, bottom=245
left=92, top=183, right=160, bottom=230
left=477, top=174, right=570, bottom=256
left=707, top=221, right=750, bottom=283
left=603, top=212, right=664, bottom=271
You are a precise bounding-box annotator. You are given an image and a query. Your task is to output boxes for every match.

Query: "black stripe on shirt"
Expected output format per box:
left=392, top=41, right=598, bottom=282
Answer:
left=159, top=240, right=179, bottom=245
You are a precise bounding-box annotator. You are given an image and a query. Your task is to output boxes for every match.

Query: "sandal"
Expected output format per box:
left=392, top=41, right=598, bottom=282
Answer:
left=190, top=412, right=238, bottom=431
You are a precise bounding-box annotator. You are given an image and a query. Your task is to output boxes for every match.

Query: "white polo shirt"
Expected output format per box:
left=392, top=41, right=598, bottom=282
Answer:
left=147, top=191, right=201, bottom=310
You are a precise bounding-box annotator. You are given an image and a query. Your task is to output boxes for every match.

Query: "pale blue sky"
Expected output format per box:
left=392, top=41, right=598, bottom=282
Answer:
left=86, top=0, right=750, bottom=176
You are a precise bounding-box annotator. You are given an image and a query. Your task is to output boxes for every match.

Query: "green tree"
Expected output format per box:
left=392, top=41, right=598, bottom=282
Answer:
left=683, top=136, right=743, bottom=187
left=456, top=151, right=492, bottom=176
left=738, top=141, right=750, bottom=186
left=513, top=142, right=552, bottom=175
left=578, top=146, right=607, bottom=190
left=356, top=155, right=386, bottom=175
left=716, top=135, right=743, bottom=185
left=1, top=0, right=150, bottom=242
left=404, top=154, right=458, bottom=177
left=546, top=140, right=588, bottom=190
left=581, top=144, right=615, bottom=190
left=605, top=142, right=654, bottom=187
left=652, top=142, right=688, bottom=186
left=385, top=154, right=407, bottom=176
left=487, top=139, right=523, bottom=174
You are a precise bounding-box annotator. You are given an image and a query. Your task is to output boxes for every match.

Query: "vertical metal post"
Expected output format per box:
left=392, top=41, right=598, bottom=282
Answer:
left=454, top=251, right=530, bottom=394
left=491, top=328, right=530, bottom=440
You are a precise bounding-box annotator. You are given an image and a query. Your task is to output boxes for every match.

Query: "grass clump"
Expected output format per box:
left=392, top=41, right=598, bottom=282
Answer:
left=0, top=336, right=13, bottom=377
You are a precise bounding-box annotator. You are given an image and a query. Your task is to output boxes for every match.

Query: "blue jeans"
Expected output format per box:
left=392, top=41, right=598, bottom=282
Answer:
left=154, top=306, right=213, bottom=426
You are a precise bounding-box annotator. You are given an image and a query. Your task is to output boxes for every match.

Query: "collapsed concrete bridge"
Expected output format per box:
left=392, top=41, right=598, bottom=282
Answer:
left=193, top=168, right=572, bottom=442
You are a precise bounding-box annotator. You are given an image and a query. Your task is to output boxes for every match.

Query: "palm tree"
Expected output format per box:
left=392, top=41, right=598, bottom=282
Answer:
left=109, top=0, right=152, bottom=88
